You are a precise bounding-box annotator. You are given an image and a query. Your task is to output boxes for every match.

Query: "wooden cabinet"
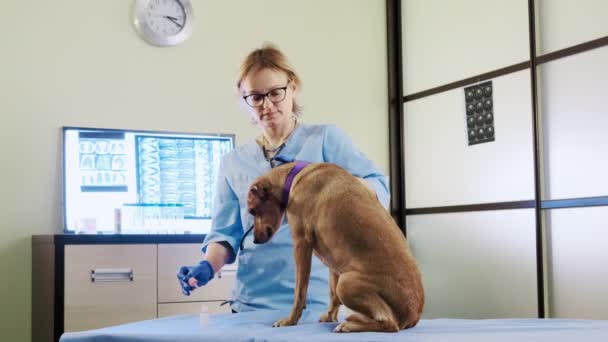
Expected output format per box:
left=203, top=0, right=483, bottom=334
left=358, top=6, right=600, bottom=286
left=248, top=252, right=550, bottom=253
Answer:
left=32, top=235, right=235, bottom=342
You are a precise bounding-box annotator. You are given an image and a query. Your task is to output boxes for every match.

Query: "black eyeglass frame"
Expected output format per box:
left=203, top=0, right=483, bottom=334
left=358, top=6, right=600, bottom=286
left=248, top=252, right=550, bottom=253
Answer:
left=242, top=82, right=290, bottom=108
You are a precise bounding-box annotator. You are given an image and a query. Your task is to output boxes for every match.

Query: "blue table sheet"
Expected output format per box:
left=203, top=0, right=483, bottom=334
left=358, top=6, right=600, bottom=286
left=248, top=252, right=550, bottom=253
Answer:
left=60, top=309, right=608, bottom=342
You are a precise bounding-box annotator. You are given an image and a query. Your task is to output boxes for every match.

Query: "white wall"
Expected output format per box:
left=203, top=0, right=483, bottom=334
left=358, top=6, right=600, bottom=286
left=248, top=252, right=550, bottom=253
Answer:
left=0, top=1, right=389, bottom=341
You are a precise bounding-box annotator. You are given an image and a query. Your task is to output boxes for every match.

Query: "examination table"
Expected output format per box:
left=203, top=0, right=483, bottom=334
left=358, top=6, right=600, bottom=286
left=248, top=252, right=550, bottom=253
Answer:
left=59, top=309, right=608, bottom=342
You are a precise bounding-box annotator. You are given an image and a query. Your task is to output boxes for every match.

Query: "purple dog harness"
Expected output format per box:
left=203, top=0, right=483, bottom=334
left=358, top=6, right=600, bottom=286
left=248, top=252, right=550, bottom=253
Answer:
left=239, top=161, right=310, bottom=251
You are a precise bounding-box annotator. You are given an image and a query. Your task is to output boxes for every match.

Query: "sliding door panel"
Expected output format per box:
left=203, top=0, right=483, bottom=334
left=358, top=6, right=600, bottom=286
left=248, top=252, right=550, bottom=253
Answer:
left=402, top=0, right=529, bottom=95
left=546, top=206, right=608, bottom=319
left=539, top=46, right=608, bottom=200
left=407, top=209, right=537, bottom=318
left=536, top=0, right=608, bottom=55
left=404, top=70, right=534, bottom=208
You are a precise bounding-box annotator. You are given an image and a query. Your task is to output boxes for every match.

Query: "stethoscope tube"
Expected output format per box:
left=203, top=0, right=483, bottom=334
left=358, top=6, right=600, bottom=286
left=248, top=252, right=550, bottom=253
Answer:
left=239, top=224, right=254, bottom=251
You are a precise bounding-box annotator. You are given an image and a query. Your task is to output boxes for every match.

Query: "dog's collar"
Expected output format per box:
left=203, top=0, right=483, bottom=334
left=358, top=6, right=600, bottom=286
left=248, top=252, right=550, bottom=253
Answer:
left=281, top=161, right=310, bottom=210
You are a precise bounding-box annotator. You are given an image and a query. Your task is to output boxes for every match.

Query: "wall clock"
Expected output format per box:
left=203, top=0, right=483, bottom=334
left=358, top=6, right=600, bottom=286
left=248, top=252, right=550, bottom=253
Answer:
left=133, top=0, right=193, bottom=47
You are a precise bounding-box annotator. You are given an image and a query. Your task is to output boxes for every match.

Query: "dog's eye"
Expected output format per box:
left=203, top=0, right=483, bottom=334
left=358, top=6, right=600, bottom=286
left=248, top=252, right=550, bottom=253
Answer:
left=249, top=209, right=256, bottom=216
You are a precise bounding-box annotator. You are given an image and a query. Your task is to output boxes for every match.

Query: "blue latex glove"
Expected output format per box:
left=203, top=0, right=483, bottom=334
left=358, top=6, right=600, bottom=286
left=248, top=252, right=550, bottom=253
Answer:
left=177, top=260, right=214, bottom=296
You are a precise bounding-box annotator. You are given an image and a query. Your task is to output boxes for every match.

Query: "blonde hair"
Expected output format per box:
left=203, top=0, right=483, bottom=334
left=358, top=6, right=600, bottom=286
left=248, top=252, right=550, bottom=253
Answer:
left=236, top=44, right=302, bottom=115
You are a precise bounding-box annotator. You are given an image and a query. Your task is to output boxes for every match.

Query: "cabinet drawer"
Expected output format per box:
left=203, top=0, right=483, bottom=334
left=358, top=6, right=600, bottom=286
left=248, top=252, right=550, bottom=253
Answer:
left=158, top=301, right=231, bottom=317
left=158, top=244, right=236, bottom=303
left=64, top=244, right=157, bottom=332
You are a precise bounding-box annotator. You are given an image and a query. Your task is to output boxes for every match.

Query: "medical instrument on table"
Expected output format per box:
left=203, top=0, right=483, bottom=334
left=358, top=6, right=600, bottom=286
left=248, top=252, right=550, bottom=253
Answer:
left=177, top=260, right=214, bottom=296
left=199, top=305, right=210, bottom=327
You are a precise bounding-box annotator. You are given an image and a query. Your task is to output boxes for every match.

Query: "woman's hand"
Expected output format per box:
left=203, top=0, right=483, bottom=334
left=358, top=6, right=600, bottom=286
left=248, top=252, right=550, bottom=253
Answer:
left=177, top=260, right=214, bottom=296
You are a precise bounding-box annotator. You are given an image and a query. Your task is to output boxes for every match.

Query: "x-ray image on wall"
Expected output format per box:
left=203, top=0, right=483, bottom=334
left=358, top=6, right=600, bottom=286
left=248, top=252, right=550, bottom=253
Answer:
left=136, top=136, right=232, bottom=219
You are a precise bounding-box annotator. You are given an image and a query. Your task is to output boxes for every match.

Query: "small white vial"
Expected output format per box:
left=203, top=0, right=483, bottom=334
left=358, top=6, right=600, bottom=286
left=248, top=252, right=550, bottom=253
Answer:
left=200, top=305, right=209, bottom=327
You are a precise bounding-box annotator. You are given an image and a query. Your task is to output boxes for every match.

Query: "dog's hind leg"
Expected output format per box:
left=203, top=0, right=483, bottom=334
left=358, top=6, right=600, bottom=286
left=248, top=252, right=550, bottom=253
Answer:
left=333, top=272, right=399, bottom=333
left=319, top=271, right=341, bottom=323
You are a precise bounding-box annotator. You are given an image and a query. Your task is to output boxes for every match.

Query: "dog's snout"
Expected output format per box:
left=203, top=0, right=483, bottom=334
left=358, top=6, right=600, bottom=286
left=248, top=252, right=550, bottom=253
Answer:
left=251, top=224, right=275, bottom=245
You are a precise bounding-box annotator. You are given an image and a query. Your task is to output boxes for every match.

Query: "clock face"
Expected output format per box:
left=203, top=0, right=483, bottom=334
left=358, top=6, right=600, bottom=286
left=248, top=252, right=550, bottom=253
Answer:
left=133, top=0, right=193, bottom=47
left=145, top=0, right=186, bottom=36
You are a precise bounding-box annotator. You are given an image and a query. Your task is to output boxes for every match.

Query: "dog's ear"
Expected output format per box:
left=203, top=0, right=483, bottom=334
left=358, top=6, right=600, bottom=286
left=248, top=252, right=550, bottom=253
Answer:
left=249, top=183, right=268, bottom=201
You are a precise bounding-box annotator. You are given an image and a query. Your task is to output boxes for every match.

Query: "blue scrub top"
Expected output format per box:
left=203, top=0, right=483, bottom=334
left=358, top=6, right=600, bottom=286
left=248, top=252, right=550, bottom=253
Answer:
left=202, top=123, right=390, bottom=313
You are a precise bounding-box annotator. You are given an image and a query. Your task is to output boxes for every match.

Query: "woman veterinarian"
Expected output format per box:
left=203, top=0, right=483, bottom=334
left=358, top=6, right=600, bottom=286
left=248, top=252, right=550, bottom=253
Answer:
left=177, top=44, right=390, bottom=313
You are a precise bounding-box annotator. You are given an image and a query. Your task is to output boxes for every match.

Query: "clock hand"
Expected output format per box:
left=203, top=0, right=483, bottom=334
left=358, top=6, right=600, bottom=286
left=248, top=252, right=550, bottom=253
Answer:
left=163, top=15, right=183, bottom=28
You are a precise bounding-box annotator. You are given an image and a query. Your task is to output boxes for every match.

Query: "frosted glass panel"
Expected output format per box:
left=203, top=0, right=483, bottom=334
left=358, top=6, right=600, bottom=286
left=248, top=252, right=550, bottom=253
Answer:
left=540, top=46, right=608, bottom=200
left=546, top=206, right=608, bottom=319
left=404, top=70, right=534, bottom=208
left=536, top=0, right=608, bottom=55
left=407, top=209, right=538, bottom=318
left=402, top=0, right=529, bottom=95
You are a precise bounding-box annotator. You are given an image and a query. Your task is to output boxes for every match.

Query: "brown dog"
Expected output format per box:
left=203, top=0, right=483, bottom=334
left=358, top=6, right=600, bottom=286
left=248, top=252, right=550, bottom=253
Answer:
left=247, top=162, right=424, bottom=333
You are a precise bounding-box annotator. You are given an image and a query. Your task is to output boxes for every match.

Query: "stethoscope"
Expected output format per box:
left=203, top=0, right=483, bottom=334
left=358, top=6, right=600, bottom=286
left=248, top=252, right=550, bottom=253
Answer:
left=239, top=224, right=254, bottom=251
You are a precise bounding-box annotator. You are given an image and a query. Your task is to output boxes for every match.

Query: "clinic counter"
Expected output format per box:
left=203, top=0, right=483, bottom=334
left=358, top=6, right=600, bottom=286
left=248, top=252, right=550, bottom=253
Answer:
left=32, top=233, right=209, bottom=342
left=48, top=232, right=207, bottom=245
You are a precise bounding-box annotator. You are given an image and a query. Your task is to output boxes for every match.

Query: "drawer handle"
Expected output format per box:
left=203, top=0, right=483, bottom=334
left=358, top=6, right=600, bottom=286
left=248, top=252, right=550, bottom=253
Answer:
left=91, top=268, right=133, bottom=282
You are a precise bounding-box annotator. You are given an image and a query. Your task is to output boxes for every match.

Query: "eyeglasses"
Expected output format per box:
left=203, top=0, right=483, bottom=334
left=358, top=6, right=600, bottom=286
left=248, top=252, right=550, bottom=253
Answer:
left=243, top=83, right=289, bottom=108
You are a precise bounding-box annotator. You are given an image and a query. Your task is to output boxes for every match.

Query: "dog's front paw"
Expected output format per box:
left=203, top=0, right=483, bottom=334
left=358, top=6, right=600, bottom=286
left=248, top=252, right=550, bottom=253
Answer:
left=272, top=317, right=296, bottom=327
left=319, top=312, right=338, bottom=323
